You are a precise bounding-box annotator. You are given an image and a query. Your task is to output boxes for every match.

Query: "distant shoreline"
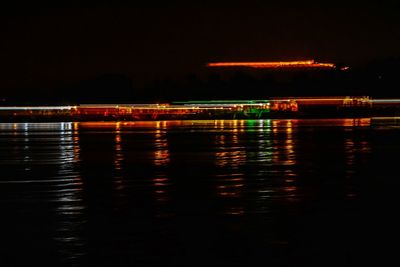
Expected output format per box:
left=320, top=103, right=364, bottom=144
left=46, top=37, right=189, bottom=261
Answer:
left=1, top=97, right=400, bottom=122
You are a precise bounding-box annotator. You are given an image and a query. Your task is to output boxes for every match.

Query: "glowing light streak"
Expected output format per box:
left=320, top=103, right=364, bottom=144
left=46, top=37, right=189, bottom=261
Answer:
left=0, top=106, right=76, bottom=110
left=371, top=99, right=400, bottom=103
left=173, top=100, right=270, bottom=104
left=207, top=60, right=336, bottom=69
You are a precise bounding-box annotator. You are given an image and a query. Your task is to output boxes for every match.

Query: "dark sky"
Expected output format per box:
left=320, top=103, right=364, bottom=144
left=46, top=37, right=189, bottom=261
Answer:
left=1, top=0, right=400, bottom=91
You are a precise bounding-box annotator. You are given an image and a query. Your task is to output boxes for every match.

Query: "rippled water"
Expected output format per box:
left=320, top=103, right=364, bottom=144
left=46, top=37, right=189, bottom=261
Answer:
left=1, top=119, right=400, bottom=266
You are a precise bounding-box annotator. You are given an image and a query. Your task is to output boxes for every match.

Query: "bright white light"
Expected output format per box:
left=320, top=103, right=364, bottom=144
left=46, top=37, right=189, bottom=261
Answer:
left=0, top=106, right=75, bottom=110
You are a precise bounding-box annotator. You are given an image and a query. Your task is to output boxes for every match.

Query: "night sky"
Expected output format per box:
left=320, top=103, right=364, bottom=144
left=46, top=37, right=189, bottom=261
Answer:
left=1, top=0, right=400, bottom=96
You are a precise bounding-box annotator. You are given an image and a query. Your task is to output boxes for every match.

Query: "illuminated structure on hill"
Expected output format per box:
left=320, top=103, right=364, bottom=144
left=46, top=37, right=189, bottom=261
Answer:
left=207, top=60, right=345, bottom=70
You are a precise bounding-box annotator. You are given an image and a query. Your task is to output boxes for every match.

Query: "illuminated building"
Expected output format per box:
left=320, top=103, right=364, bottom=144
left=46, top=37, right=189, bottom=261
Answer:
left=2, top=97, right=400, bottom=120
left=207, top=60, right=338, bottom=70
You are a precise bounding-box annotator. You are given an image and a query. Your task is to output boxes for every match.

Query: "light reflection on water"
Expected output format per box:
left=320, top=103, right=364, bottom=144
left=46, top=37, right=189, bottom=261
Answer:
left=54, top=123, right=86, bottom=265
left=215, top=120, right=246, bottom=215
left=0, top=118, right=388, bottom=266
left=152, top=121, right=171, bottom=208
left=0, top=122, right=86, bottom=265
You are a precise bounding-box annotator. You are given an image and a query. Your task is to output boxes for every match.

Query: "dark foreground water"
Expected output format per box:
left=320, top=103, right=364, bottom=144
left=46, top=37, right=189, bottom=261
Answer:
left=1, top=118, right=400, bottom=266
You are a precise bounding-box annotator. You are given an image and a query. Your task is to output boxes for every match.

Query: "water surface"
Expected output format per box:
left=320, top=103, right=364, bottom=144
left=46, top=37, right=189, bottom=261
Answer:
left=1, top=119, right=400, bottom=266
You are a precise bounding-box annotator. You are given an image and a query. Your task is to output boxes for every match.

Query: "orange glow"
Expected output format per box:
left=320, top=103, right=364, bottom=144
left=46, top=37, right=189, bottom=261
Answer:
left=207, top=60, right=336, bottom=69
